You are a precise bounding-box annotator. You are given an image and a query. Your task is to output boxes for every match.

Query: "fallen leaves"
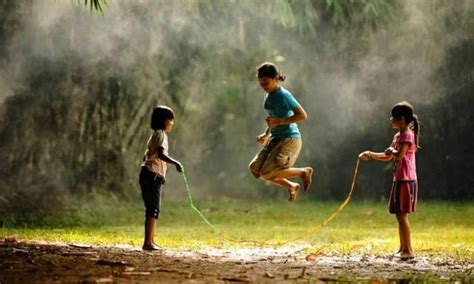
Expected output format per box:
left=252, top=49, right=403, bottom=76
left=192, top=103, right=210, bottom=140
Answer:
left=264, top=271, right=274, bottom=278
left=4, top=236, right=18, bottom=244
left=305, top=254, right=319, bottom=262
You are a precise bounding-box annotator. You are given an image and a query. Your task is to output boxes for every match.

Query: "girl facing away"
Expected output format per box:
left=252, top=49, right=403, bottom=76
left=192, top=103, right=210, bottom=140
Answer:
left=139, top=106, right=183, bottom=250
left=249, top=62, right=314, bottom=202
left=359, top=101, right=420, bottom=260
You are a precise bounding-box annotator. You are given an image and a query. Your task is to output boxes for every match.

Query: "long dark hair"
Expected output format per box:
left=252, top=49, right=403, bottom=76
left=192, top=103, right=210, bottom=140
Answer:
left=391, top=101, right=420, bottom=149
left=256, top=62, right=286, bottom=81
left=151, top=105, right=174, bottom=130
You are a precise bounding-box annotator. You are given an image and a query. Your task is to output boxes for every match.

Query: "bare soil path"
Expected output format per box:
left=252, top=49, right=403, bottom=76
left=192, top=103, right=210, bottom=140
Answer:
left=0, top=241, right=472, bottom=283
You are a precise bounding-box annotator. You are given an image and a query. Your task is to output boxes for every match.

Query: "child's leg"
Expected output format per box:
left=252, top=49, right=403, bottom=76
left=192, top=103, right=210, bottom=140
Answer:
left=267, top=177, right=300, bottom=202
left=257, top=138, right=311, bottom=199
left=258, top=138, right=300, bottom=181
left=259, top=167, right=311, bottom=200
left=393, top=215, right=404, bottom=255
left=272, top=167, right=303, bottom=179
left=267, top=177, right=299, bottom=191
left=266, top=167, right=313, bottom=192
left=397, top=223, right=404, bottom=253
left=143, top=206, right=161, bottom=250
left=249, top=141, right=274, bottom=178
left=140, top=169, right=163, bottom=251
left=144, top=217, right=160, bottom=249
left=396, top=213, right=414, bottom=257
left=265, top=171, right=302, bottom=202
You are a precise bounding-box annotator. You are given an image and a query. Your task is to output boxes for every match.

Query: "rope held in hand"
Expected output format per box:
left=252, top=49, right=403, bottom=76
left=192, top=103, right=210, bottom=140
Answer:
left=180, top=158, right=360, bottom=246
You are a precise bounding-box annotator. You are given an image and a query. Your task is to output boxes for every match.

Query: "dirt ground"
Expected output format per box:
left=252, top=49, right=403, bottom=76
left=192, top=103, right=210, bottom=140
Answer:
left=0, top=240, right=472, bottom=283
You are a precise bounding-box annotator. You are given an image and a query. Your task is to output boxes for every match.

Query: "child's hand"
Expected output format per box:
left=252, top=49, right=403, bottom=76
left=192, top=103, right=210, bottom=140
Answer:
left=265, top=117, right=282, bottom=128
left=175, top=161, right=184, bottom=173
left=358, top=151, right=371, bottom=161
left=256, top=133, right=269, bottom=145
left=384, top=147, right=395, bottom=155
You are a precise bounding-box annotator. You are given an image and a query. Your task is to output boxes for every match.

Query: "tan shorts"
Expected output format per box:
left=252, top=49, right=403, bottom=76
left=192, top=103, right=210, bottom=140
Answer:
left=249, top=138, right=302, bottom=180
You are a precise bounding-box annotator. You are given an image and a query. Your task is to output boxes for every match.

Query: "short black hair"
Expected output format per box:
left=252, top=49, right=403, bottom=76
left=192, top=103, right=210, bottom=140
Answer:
left=256, top=62, right=286, bottom=81
left=391, top=101, right=421, bottom=148
left=391, top=101, right=414, bottom=123
left=151, top=105, right=175, bottom=130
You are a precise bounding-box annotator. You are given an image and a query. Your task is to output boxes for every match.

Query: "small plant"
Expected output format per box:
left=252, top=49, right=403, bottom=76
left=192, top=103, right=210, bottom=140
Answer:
left=80, top=0, right=108, bottom=14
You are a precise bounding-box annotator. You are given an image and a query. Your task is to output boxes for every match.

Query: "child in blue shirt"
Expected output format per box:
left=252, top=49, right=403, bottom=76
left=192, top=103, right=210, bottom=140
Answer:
left=249, top=62, right=314, bottom=202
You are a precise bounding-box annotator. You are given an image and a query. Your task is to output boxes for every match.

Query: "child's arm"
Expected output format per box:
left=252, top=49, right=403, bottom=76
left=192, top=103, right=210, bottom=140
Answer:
left=385, top=142, right=410, bottom=161
left=157, top=148, right=183, bottom=172
left=265, top=106, right=307, bottom=128
left=256, top=127, right=270, bottom=145
left=359, top=150, right=393, bottom=161
left=360, top=140, right=396, bottom=161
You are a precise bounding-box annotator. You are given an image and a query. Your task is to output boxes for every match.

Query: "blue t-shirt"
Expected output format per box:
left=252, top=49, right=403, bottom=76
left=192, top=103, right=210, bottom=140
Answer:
left=263, top=86, right=301, bottom=138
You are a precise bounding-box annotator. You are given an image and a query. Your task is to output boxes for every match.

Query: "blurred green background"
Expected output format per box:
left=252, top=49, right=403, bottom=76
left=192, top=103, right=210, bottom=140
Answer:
left=0, top=1, right=473, bottom=217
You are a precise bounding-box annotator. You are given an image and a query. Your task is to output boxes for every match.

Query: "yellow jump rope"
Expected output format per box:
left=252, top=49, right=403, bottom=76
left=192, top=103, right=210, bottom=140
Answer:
left=181, top=158, right=360, bottom=247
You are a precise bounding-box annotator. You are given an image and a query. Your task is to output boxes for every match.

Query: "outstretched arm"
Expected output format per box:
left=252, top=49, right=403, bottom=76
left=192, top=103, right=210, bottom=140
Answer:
left=359, top=151, right=393, bottom=161
left=359, top=142, right=395, bottom=162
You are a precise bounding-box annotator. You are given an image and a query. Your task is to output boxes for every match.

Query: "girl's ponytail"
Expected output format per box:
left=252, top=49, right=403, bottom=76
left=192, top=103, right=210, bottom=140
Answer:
left=412, top=114, right=420, bottom=149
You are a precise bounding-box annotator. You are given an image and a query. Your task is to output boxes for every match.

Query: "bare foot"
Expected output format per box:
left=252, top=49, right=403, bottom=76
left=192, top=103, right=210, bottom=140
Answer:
left=288, top=184, right=300, bottom=203
left=302, top=167, right=314, bottom=192
left=399, top=252, right=415, bottom=261
left=142, top=243, right=161, bottom=251
left=392, top=252, right=405, bottom=260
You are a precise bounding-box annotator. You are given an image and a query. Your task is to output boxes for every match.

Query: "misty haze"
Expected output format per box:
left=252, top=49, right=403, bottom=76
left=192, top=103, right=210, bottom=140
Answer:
left=0, top=1, right=472, bottom=283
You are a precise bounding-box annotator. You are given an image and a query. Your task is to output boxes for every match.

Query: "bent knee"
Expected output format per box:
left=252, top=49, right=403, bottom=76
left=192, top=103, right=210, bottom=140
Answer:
left=248, top=162, right=261, bottom=178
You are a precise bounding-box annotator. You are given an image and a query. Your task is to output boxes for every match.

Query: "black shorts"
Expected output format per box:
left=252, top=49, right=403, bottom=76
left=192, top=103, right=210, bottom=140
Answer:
left=139, top=166, right=165, bottom=219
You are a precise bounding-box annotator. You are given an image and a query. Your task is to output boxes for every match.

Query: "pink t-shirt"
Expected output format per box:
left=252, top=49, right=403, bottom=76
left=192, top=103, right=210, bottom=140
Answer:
left=392, top=130, right=417, bottom=181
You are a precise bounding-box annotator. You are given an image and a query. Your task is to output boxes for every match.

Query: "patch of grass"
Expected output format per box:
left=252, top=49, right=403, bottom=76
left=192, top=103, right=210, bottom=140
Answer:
left=1, top=197, right=473, bottom=260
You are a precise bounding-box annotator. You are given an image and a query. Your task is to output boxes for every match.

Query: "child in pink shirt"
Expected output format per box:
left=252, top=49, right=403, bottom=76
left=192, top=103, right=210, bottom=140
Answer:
left=359, top=101, right=420, bottom=260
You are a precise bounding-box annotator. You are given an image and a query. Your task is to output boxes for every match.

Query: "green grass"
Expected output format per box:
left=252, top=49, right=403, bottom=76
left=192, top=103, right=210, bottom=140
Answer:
left=1, top=197, right=473, bottom=261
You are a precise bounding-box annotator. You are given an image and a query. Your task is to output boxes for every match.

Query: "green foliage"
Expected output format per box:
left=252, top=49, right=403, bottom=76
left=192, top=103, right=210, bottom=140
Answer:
left=80, top=0, right=108, bottom=14
left=270, top=0, right=318, bottom=34
left=325, top=0, right=396, bottom=26
left=187, top=0, right=396, bottom=37
left=0, top=0, right=473, bottom=217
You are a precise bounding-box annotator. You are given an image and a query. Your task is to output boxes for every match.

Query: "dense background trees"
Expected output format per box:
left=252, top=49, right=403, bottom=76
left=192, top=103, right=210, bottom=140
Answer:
left=0, top=0, right=472, bottom=215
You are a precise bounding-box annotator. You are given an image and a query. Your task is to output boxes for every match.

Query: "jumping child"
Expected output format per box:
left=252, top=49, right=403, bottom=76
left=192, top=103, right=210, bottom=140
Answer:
left=359, top=101, right=420, bottom=260
left=139, top=106, right=183, bottom=250
left=249, top=62, right=313, bottom=202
